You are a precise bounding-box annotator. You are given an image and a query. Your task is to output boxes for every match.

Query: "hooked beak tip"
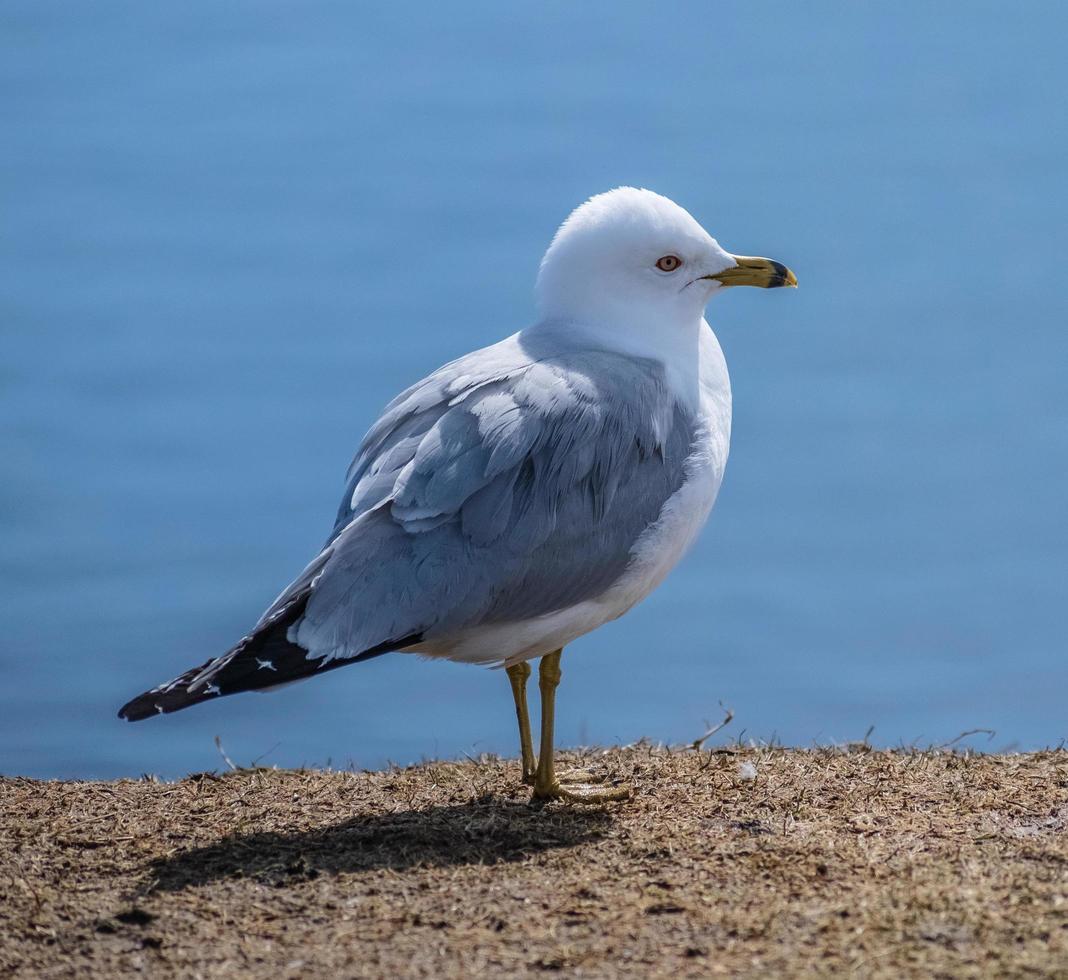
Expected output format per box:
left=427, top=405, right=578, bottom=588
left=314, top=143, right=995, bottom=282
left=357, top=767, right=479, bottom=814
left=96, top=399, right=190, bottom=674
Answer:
left=707, top=255, right=798, bottom=289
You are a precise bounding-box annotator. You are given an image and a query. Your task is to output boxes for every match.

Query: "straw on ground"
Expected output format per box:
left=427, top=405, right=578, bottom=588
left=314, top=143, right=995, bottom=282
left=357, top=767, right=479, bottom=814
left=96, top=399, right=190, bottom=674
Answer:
left=3, top=745, right=1067, bottom=978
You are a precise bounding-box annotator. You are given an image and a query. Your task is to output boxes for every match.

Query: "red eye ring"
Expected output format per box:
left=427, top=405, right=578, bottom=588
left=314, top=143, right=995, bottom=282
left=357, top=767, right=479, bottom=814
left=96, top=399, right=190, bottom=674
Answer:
left=656, top=255, right=682, bottom=272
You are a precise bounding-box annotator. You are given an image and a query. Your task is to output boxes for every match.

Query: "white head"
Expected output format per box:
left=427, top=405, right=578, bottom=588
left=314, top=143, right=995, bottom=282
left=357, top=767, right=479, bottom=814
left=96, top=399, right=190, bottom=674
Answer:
left=535, top=187, right=795, bottom=334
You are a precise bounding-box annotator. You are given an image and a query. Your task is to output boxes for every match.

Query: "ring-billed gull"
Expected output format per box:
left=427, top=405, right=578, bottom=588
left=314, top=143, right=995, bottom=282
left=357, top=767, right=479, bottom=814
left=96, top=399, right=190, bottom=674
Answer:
left=119, top=187, right=796, bottom=803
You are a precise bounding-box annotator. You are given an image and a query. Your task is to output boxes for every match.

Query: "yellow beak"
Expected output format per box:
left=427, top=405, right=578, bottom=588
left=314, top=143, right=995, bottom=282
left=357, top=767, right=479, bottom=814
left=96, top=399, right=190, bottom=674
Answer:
left=705, top=255, right=798, bottom=289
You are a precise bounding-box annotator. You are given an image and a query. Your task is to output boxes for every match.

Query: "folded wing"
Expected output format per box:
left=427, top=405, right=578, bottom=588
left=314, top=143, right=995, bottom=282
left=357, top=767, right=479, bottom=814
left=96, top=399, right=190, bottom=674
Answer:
left=119, top=332, right=695, bottom=719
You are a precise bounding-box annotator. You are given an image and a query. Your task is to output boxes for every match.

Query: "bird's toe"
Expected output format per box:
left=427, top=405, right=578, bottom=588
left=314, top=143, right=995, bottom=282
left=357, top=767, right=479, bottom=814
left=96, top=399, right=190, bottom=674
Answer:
left=531, top=779, right=631, bottom=805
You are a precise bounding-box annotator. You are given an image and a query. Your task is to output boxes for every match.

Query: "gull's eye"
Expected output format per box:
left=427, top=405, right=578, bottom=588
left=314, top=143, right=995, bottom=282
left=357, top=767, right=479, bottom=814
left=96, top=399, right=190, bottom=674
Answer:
left=655, top=255, right=682, bottom=272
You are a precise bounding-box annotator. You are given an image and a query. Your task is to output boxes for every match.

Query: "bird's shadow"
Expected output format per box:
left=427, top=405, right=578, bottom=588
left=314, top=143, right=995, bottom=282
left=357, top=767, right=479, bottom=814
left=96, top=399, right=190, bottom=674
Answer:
left=146, top=794, right=612, bottom=893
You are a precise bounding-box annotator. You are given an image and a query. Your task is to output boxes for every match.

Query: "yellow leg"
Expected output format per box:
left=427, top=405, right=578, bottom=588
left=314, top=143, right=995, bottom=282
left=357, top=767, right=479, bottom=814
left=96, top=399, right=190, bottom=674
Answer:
left=531, top=649, right=630, bottom=804
left=505, top=661, right=537, bottom=784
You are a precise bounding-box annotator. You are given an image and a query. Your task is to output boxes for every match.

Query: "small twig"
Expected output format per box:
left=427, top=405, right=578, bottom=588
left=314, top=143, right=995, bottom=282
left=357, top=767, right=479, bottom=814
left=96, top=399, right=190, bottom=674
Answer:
left=690, top=703, right=734, bottom=751
left=939, top=728, right=996, bottom=749
left=250, top=742, right=282, bottom=768
left=214, top=735, right=239, bottom=772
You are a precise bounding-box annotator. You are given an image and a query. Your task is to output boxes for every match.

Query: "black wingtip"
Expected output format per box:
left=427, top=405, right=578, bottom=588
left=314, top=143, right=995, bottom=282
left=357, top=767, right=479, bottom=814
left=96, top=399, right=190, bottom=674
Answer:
left=116, top=653, right=236, bottom=722
left=117, top=697, right=159, bottom=722
left=118, top=696, right=189, bottom=725
left=116, top=627, right=424, bottom=724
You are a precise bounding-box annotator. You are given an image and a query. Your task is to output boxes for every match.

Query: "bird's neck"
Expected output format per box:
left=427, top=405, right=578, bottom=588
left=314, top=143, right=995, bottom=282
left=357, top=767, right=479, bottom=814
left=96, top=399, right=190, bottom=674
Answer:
left=530, top=312, right=708, bottom=410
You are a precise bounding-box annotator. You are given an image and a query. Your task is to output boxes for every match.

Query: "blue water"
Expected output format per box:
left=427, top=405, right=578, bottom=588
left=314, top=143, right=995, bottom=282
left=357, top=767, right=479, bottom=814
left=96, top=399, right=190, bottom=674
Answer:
left=3, top=3, right=1067, bottom=779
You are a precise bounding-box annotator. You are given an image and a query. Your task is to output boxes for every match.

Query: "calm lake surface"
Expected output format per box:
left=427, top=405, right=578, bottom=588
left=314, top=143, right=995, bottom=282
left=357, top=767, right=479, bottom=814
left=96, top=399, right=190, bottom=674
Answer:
left=3, top=3, right=1067, bottom=779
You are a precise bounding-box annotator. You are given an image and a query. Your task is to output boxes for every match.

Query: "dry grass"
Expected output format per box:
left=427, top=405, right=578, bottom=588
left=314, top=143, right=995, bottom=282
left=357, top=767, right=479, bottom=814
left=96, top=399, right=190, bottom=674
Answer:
left=3, top=746, right=1068, bottom=978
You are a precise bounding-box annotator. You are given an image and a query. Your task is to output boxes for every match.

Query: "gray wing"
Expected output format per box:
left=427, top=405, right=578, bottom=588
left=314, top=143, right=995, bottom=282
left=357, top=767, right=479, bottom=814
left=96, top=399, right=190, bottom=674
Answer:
left=119, top=332, right=697, bottom=719
left=292, top=333, right=696, bottom=664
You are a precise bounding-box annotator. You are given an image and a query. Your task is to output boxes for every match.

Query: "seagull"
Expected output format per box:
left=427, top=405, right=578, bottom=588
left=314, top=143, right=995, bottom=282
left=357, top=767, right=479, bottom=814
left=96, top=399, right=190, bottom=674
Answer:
left=118, top=187, right=796, bottom=803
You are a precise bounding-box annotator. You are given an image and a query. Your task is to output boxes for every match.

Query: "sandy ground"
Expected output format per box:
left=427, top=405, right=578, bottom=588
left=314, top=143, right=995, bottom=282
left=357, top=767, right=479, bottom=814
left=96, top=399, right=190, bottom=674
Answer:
left=3, top=746, right=1068, bottom=978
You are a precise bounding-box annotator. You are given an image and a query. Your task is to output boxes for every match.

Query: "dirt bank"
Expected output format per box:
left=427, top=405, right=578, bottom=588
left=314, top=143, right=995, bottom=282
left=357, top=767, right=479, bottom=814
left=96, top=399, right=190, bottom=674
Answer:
left=3, top=746, right=1067, bottom=978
